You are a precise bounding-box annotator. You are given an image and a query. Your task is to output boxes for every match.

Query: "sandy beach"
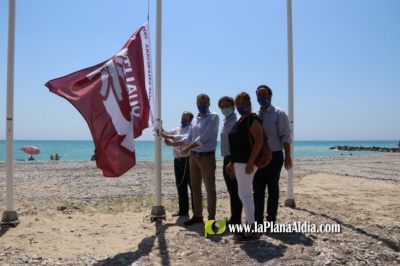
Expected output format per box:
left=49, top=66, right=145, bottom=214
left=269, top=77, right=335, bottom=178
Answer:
left=0, top=154, right=400, bottom=265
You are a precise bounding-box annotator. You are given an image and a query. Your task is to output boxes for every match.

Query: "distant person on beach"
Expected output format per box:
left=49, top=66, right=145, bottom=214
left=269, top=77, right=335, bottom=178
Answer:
left=161, top=111, right=195, bottom=217
left=55, top=153, right=60, bottom=160
left=50, top=154, right=54, bottom=160
left=226, top=92, right=264, bottom=240
left=218, top=96, right=242, bottom=226
left=177, top=94, right=219, bottom=226
left=28, top=155, right=35, bottom=161
left=253, top=85, right=292, bottom=226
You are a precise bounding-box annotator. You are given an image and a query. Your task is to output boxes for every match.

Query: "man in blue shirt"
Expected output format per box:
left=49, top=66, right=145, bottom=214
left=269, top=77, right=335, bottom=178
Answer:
left=254, top=85, right=293, bottom=226
left=180, top=94, right=220, bottom=226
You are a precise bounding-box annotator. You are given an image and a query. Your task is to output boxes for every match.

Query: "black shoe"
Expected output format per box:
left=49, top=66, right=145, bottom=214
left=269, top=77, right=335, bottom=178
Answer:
left=183, top=215, right=203, bottom=226
left=171, top=211, right=189, bottom=217
left=226, top=219, right=241, bottom=226
left=235, top=232, right=245, bottom=237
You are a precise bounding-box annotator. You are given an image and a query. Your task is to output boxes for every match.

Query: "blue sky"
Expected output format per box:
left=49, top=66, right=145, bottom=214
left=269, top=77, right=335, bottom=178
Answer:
left=1, top=0, right=399, bottom=141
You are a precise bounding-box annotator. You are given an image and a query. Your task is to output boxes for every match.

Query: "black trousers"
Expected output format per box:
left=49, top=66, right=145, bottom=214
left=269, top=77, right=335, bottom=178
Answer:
left=253, top=151, right=284, bottom=224
left=174, top=157, right=194, bottom=215
left=223, top=156, right=243, bottom=224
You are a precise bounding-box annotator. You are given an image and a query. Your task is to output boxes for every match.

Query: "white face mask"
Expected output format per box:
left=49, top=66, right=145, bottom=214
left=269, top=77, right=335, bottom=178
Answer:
left=221, top=107, right=233, bottom=117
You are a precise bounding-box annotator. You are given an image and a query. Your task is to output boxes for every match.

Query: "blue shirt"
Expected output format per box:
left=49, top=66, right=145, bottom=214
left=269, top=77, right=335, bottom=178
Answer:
left=165, top=125, right=191, bottom=158
left=257, top=105, right=292, bottom=152
left=183, top=109, right=220, bottom=152
left=220, top=112, right=238, bottom=157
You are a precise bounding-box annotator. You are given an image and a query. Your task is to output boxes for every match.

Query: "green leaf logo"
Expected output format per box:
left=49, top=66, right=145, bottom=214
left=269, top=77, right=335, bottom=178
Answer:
left=204, top=218, right=226, bottom=237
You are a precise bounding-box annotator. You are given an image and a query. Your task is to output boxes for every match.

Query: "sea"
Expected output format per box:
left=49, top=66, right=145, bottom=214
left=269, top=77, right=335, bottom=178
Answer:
left=0, top=140, right=398, bottom=162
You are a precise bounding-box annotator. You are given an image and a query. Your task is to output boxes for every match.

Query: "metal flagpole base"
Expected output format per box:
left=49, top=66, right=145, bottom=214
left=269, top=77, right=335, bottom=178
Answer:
left=150, top=206, right=166, bottom=223
left=1, top=211, right=19, bottom=226
left=284, top=199, right=296, bottom=208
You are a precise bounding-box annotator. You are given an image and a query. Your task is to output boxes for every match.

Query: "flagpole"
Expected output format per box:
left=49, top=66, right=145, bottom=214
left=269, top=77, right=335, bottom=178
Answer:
left=2, top=0, right=19, bottom=226
left=285, top=0, right=296, bottom=208
left=150, top=0, right=166, bottom=223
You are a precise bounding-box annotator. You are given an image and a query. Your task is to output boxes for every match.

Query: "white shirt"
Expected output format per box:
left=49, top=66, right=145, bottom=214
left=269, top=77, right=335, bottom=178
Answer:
left=165, top=125, right=191, bottom=158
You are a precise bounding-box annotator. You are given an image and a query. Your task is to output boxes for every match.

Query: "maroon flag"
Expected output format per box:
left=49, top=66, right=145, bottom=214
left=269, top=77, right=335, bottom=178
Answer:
left=45, top=22, right=154, bottom=177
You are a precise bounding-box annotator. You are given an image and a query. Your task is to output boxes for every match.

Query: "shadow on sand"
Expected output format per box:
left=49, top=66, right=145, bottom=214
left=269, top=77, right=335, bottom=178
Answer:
left=92, top=219, right=175, bottom=266
left=296, top=207, right=400, bottom=252
left=92, top=216, right=295, bottom=265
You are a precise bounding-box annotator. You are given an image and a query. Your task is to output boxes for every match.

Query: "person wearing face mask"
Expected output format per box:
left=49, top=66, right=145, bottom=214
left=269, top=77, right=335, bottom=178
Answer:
left=226, top=92, right=264, bottom=240
left=218, top=96, right=243, bottom=226
left=253, top=84, right=292, bottom=227
left=162, top=111, right=195, bottom=217
left=172, top=94, right=220, bottom=226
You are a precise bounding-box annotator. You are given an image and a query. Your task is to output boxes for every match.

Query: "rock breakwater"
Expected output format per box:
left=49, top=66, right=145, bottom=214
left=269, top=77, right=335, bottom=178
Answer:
left=330, top=145, right=400, bottom=153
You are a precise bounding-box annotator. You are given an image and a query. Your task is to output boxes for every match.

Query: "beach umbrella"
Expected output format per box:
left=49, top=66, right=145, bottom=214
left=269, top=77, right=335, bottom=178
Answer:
left=20, top=146, right=41, bottom=155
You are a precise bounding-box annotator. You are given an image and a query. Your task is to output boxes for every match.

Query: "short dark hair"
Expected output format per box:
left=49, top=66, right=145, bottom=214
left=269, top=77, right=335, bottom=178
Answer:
left=183, top=111, right=194, bottom=121
left=197, top=93, right=210, bottom=103
left=256, top=84, right=273, bottom=96
left=218, top=96, right=234, bottom=107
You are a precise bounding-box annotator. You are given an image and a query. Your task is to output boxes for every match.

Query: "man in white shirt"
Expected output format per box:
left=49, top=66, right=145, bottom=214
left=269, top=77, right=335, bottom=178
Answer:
left=162, top=111, right=194, bottom=217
